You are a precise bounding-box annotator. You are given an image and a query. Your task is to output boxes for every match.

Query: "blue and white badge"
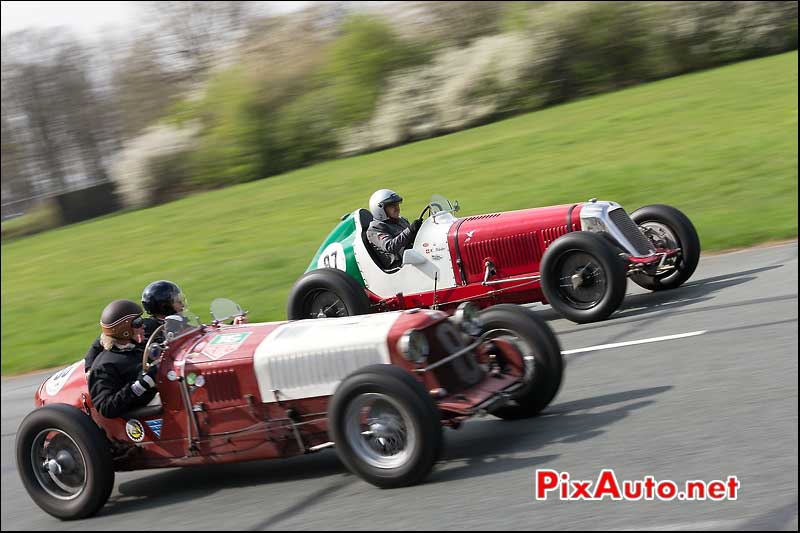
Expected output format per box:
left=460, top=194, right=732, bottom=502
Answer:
left=145, top=419, right=163, bottom=439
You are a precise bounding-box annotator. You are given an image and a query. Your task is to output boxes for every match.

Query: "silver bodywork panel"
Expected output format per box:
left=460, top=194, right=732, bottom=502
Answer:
left=253, top=313, right=401, bottom=402
left=580, top=201, right=655, bottom=257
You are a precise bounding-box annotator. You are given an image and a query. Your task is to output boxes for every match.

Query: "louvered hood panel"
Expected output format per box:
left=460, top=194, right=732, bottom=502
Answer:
left=452, top=204, right=580, bottom=284
left=253, top=313, right=402, bottom=403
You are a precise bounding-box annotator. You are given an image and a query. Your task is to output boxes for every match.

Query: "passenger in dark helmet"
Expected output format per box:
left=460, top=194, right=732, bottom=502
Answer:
left=84, top=280, right=185, bottom=371
left=366, top=189, right=423, bottom=270
left=88, top=300, right=159, bottom=418
left=141, top=279, right=186, bottom=319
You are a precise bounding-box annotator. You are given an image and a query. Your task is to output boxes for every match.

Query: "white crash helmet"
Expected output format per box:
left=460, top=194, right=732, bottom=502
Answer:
left=369, top=189, right=403, bottom=222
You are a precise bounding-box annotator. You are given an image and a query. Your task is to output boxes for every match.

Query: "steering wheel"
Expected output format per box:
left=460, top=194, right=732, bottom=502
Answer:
left=429, top=201, right=447, bottom=213
left=142, top=324, right=165, bottom=372
left=418, top=204, right=432, bottom=221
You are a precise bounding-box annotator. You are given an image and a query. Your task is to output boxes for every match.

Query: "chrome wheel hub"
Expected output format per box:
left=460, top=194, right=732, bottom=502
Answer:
left=31, top=429, right=87, bottom=500
left=345, top=393, right=414, bottom=469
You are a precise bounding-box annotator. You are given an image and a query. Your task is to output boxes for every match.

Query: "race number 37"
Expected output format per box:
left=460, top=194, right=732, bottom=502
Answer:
left=317, top=242, right=347, bottom=272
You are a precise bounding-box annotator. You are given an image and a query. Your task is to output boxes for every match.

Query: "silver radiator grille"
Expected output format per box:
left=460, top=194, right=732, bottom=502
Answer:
left=609, top=208, right=654, bottom=256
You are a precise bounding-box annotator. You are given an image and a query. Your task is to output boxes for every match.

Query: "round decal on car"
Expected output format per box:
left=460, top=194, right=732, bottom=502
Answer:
left=44, top=361, right=82, bottom=397
left=317, top=242, right=347, bottom=272
left=126, top=419, right=145, bottom=442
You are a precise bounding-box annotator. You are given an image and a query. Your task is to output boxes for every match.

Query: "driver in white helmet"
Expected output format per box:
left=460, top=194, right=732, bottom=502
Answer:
left=366, top=189, right=423, bottom=270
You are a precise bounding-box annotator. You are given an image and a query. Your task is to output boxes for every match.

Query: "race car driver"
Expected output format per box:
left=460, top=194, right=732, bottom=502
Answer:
left=88, top=299, right=159, bottom=418
left=366, top=189, right=423, bottom=270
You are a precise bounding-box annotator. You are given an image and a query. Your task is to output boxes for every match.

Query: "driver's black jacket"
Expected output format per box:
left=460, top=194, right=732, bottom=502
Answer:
left=366, top=217, right=416, bottom=270
left=84, top=317, right=161, bottom=371
left=89, top=344, right=157, bottom=419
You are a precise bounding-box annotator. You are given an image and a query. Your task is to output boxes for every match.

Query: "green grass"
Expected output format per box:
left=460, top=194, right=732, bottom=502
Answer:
left=1, top=200, right=60, bottom=241
left=2, top=52, right=797, bottom=375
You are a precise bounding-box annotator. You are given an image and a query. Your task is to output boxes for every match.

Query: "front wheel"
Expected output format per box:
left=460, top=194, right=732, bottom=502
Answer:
left=480, top=305, right=564, bottom=420
left=629, top=204, right=700, bottom=291
left=540, top=231, right=628, bottom=323
left=16, top=404, right=114, bottom=520
left=329, top=365, right=442, bottom=488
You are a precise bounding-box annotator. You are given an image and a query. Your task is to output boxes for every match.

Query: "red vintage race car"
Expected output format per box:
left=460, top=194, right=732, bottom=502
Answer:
left=288, top=196, right=700, bottom=323
left=16, top=299, right=563, bottom=520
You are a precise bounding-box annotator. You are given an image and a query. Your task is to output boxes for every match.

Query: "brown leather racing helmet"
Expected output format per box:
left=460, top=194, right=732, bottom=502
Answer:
left=100, top=299, right=144, bottom=340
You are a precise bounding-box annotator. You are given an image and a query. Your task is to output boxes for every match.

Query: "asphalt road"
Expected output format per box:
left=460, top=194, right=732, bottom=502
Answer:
left=2, top=242, right=797, bottom=531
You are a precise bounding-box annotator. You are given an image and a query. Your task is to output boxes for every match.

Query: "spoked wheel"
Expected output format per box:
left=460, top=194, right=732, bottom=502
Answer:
left=630, top=204, right=701, bottom=291
left=31, top=430, right=88, bottom=501
left=344, top=393, right=415, bottom=470
left=554, top=251, right=608, bottom=310
left=16, top=404, right=114, bottom=520
left=287, top=268, right=370, bottom=320
left=330, top=365, right=442, bottom=488
left=480, top=305, right=564, bottom=420
left=541, top=231, right=628, bottom=323
left=302, top=289, right=349, bottom=319
left=640, top=221, right=678, bottom=250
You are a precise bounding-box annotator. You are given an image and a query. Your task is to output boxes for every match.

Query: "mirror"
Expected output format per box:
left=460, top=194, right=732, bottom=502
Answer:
left=402, top=249, right=427, bottom=266
left=453, top=200, right=460, bottom=212
left=211, top=298, right=244, bottom=322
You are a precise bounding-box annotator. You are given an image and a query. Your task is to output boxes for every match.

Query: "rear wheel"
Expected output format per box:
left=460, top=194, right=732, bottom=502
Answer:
left=287, top=268, right=370, bottom=320
left=16, top=404, right=114, bottom=520
left=329, top=365, right=442, bottom=488
left=480, top=305, right=564, bottom=420
left=540, top=231, right=628, bottom=323
left=629, top=204, right=700, bottom=291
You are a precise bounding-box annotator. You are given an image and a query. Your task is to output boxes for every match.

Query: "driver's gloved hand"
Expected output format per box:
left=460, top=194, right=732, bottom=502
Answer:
left=131, top=363, right=159, bottom=397
left=411, top=218, right=423, bottom=233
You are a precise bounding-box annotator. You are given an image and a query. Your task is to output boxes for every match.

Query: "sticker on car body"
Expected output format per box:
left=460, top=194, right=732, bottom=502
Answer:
left=145, top=419, right=163, bottom=439
left=201, top=332, right=252, bottom=359
left=126, top=419, right=145, bottom=442
left=44, top=361, right=82, bottom=397
left=317, top=242, right=347, bottom=272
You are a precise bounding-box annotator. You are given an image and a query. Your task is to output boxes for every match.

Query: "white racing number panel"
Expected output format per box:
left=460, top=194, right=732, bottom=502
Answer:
left=44, top=361, right=83, bottom=397
left=253, top=312, right=402, bottom=402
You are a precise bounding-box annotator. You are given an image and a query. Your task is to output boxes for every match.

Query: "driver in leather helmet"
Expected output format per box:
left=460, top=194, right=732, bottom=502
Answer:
left=366, top=189, right=423, bottom=270
left=88, top=300, right=159, bottom=419
left=84, top=280, right=186, bottom=371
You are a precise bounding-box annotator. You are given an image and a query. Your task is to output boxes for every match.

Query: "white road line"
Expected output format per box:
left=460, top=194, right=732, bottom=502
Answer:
left=621, top=519, right=742, bottom=531
left=562, top=330, right=707, bottom=355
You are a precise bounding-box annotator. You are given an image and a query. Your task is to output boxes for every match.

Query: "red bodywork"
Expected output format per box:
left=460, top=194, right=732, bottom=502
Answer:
left=452, top=204, right=582, bottom=284
left=34, top=312, right=524, bottom=471
left=368, top=203, right=677, bottom=313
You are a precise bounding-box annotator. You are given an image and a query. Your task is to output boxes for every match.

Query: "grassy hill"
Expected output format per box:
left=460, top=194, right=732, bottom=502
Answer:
left=2, top=51, right=797, bottom=374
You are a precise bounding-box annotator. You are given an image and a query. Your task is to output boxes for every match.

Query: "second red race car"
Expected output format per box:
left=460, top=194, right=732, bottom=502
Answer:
left=288, top=195, right=700, bottom=323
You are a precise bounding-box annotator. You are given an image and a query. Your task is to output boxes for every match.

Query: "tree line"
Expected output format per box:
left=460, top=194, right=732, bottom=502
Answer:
left=2, top=1, right=797, bottom=235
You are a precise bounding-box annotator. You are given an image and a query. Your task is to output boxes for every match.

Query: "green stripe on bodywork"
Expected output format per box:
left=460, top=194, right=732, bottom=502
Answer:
left=306, top=211, right=365, bottom=286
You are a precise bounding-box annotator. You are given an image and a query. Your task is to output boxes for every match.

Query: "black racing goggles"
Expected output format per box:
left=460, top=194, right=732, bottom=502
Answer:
left=131, top=316, right=144, bottom=329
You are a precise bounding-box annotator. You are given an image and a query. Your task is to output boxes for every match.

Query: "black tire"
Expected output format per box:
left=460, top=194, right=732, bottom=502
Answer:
left=329, top=365, right=442, bottom=488
left=287, top=268, right=370, bottom=320
left=480, top=305, right=564, bottom=420
left=540, top=231, right=628, bottom=323
left=16, top=404, right=114, bottom=520
left=629, top=204, right=701, bottom=291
